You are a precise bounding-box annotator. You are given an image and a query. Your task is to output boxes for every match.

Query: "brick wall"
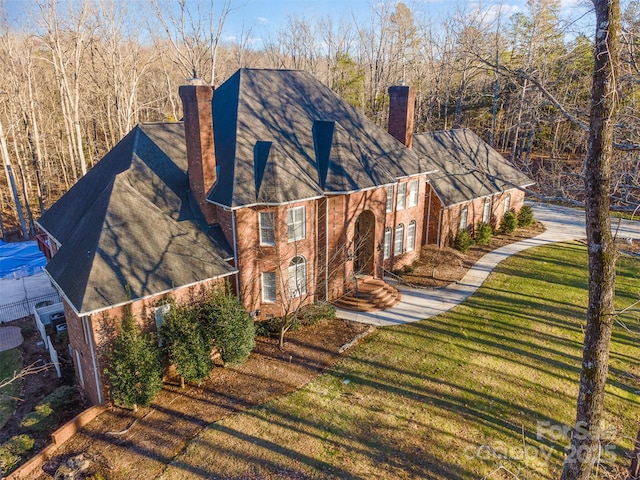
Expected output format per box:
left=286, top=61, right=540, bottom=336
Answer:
left=234, top=200, right=319, bottom=320
left=431, top=187, right=526, bottom=248
left=68, top=278, right=226, bottom=405
left=383, top=176, right=427, bottom=272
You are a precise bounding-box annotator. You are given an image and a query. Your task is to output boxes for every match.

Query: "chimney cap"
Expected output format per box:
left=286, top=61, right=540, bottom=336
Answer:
left=185, top=77, right=205, bottom=86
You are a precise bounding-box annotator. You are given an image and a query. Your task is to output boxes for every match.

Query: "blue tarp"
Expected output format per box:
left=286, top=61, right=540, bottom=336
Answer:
left=0, top=240, right=47, bottom=279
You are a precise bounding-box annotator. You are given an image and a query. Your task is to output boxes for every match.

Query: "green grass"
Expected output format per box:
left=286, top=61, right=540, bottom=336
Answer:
left=164, top=242, right=640, bottom=480
left=0, top=349, right=23, bottom=429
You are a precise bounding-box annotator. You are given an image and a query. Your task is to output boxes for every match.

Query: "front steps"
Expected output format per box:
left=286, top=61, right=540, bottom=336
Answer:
left=333, top=276, right=401, bottom=312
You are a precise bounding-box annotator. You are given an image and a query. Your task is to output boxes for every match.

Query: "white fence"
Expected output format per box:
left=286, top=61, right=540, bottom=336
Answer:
left=34, top=303, right=63, bottom=378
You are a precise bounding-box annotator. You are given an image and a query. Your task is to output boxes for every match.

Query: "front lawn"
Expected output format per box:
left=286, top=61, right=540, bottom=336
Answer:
left=164, top=242, right=640, bottom=480
left=0, top=349, right=23, bottom=429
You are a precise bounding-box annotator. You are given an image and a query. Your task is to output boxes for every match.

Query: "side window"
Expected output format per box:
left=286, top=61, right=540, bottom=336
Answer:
left=383, top=227, right=391, bottom=259
left=262, top=272, right=277, bottom=302
left=288, top=256, right=307, bottom=298
left=396, top=183, right=406, bottom=210
left=287, top=206, right=306, bottom=242
left=155, top=304, right=171, bottom=331
left=386, top=185, right=394, bottom=212
left=459, top=206, right=468, bottom=231
left=394, top=224, right=404, bottom=255
left=259, top=211, right=275, bottom=245
left=482, top=198, right=491, bottom=224
left=407, top=220, right=416, bottom=252
left=408, top=180, right=419, bottom=207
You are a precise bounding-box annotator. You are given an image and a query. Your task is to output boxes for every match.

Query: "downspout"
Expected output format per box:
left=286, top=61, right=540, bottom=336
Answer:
left=325, top=198, right=329, bottom=300
left=231, top=210, right=240, bottom=296
left=426, top=188, right=432, bottom=245
left=86, top=316, right=103, bottom=404
left=437, top=209, right=443, bottom=247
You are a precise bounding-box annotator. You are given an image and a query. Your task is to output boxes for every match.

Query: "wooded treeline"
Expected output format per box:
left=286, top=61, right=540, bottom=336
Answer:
left=1, top=0, right=640, bottom=240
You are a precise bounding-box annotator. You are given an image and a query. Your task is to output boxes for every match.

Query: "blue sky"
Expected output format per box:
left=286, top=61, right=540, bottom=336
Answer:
left=221, top=0, right=594, bottom=47
left=2, top=0, right=595, bottom=45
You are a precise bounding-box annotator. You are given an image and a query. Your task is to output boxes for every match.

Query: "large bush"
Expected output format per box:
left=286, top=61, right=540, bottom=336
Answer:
left=475, top=222, right=493, bottom=245
left=517, top=205, right=535, bottom=227
left=106, top=311, right=163, bottom=411
left=160, top=305, right=213, bottom=387
left=500, top=210, right=518, bottom=234
left=454, top=229, right=472, bottom=253
left=202, top=286, right=255, bottom=366
left=0, top=434, right=34, bottom=475
left=20, top=386, right=79, bottom=432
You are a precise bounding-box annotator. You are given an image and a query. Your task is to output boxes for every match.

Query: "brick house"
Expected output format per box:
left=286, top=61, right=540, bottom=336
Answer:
left=37, top=68, right=532, bottom=404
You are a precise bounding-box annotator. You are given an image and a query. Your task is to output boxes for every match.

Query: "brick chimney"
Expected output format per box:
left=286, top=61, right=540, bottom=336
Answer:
left=179, top=81, right=217, bottom=224
left=387, top=85, right=416, bottom=148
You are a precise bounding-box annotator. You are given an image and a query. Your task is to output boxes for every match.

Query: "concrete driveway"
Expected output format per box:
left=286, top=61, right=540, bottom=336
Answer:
left=338, top=203, right=640, bottom=326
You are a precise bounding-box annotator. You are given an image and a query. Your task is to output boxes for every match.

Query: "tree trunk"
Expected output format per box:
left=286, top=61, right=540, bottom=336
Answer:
left=629, top=421, right=640, bottom=479
left=0, top=119, right=28, bottom=239
left=560, top=1, right=620, bottom=478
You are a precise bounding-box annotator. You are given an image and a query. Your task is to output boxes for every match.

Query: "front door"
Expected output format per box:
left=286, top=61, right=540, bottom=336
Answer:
left=354, top=210, right=375, bottom=276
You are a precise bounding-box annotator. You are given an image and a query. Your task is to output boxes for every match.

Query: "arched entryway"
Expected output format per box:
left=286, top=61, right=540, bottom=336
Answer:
left=354, top=210, right=375, bottom=276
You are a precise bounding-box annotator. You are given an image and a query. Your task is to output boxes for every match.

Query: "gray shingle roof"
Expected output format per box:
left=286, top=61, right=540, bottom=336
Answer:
left=38, top=123, right=235, bottom=315
left=208, top=69, right=431, bottom=207
left=412, top=129, right=534, bottom=207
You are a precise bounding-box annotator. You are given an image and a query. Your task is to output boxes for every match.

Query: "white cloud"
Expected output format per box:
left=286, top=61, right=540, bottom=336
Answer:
left=257, top=16, right=268, bottom=24
left=467, top=3, right=522, bottom=26
left=226, top=35, right=237, bottom=42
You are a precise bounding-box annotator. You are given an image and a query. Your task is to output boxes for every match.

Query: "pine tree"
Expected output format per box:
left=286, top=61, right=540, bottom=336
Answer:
left=106, top=309, right=163, bottom=412
left=160, top=305, right=213, bottom=388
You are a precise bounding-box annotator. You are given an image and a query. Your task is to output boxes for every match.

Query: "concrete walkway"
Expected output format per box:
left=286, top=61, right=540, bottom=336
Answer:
left=337, top=203, right=640, bottom=326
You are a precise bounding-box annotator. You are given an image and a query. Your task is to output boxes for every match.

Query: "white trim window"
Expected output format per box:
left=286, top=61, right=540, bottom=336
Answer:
left=396, top=183, right=406, bottom=210
left=287, top=206, right=306, bottom=242
left=504, top=193, right=511, bottom=214
left=154, top=304, right=171, bottom=330
left=288, top=256, right=307, bottom=298
left=262, top=272, right=277, bottom=302
left=459, top=206, right=468, bottom=231
left=408, top=180, right=419, bottom=207
left=482, top=198, right=491, bottom=224
left=259, top=211, right=275, bottom=246
left=407, top=220, right=416, bottom=252
left=394, top=224, right=404, bottom=255
left=386, top=185, right=394, bottom=212
left=383, top=227, right=391, bottom=259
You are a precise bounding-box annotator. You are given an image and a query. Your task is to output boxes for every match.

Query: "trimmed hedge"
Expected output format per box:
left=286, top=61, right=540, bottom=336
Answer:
left=476, top=222, right=493, bottom=245
left=518, top=205, right=535, bottom=227
left=454, top=230, right=472, bottom=253
left=500, top=210, right=518, bottom=234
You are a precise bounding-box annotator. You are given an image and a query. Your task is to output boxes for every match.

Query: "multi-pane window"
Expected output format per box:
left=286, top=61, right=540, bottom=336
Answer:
left=394, top=224, right=404, bottom=255
left=482, top=198, right=491, bottom=224
left=504, top=194, right=511, bottom=214
left=287, top=206, right=306, bottom=242
left=408, top=180, right=419, bottom=207
left=396, top=183, right=406, bottom=210
left=386, top=185, right=394, bottom=212
left=288, top=256, right=307, bottom=298
left=459, top=206, right=468, bottom=231
left=262, top=272, right=277, bottom=302
left=383, top=227, right=391, bottom=259
left=407, top=220, right=416, bottom=252
left=259, top=211, right=275, bottom=245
